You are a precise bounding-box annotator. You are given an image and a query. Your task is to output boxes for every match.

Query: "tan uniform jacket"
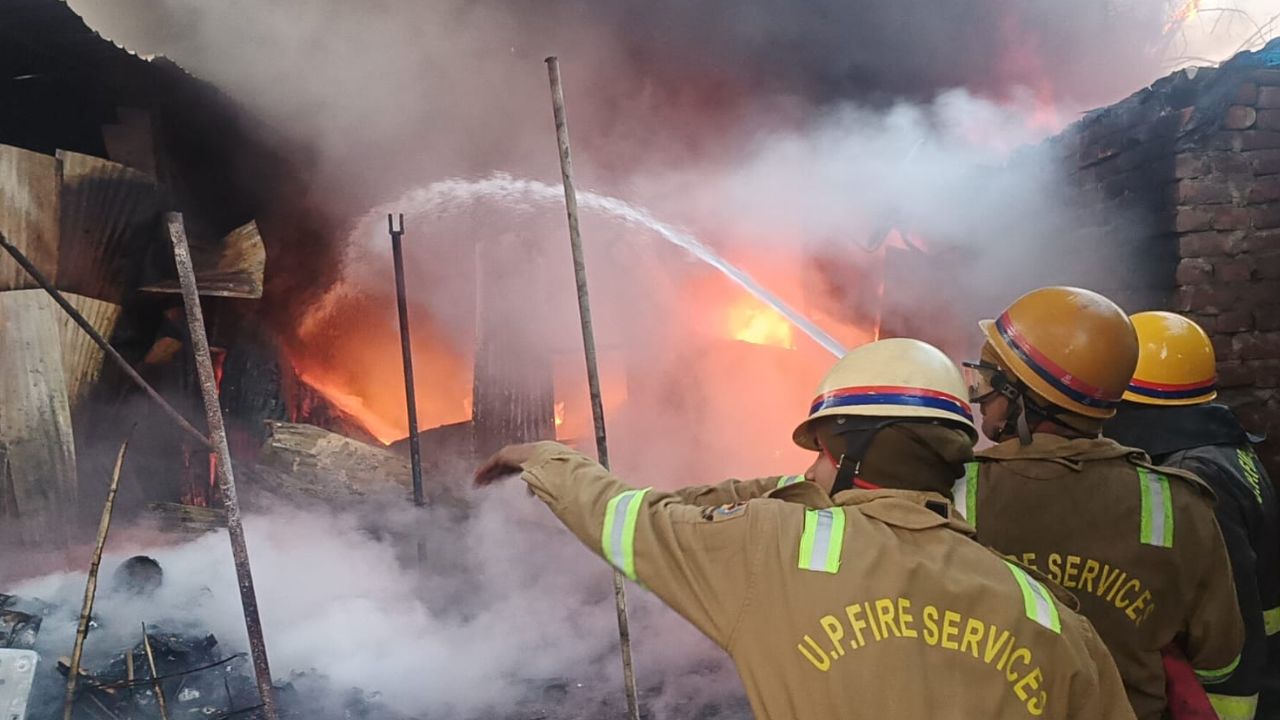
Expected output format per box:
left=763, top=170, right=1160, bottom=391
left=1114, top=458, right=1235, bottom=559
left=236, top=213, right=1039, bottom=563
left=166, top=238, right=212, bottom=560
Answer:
left=519, top=442, right=1136, bottom=720
left=959, top=434, right=1245, bottom=720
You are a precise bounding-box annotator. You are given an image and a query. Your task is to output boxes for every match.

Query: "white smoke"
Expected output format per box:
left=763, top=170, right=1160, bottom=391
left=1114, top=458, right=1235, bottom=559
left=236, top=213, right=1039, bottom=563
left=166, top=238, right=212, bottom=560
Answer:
left=10, top=483, right=744, bottom=717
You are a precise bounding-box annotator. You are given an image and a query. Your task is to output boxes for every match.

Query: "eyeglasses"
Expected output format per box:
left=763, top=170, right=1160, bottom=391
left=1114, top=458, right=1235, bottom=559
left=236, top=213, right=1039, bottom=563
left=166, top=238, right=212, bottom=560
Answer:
left=961, top=361, right=1004, bottom=403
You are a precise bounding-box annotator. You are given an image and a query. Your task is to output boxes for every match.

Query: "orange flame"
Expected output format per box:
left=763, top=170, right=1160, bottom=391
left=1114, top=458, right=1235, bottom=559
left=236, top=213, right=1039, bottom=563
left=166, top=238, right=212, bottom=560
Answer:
left=1165, top=0, right=1201, bottom=32
left=554, top=401, right=566, bottom=428
left=730, top=300, right=795, bottom=349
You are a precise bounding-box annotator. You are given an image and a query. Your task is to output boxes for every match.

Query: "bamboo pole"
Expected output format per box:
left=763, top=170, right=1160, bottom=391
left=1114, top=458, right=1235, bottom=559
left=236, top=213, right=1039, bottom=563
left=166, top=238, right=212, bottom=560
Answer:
left=140, top=624, right=170, bottom=720
left=62, top=437, right=131, bottom=720
left=0, top=231, right=213, bottom=450
left=165, top=213, right=277, bottom=720
left=545, top=56, right=641, bottom=720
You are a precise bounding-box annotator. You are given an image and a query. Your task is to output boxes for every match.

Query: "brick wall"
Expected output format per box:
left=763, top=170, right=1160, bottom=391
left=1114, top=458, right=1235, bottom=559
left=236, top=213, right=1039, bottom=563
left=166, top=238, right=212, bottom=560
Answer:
left=1171, top=68, right=1280, bottom=474
left=1049, top=43, right=1280, bottom=476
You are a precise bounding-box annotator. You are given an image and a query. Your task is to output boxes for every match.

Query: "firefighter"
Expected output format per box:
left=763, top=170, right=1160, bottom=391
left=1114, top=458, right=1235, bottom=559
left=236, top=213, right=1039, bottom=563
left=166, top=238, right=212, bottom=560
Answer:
left=958, top=286, right=1245, bottom=720
left=476, top=338, right=1135, bottom=719
left=1106, top=311, right=1279, bottom=720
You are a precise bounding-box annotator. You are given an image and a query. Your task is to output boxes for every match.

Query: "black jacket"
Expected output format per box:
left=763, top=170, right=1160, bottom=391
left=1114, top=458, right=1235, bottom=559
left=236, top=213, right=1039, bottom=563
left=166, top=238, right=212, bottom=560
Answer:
left=1110, top=404, right=1280, bottom=719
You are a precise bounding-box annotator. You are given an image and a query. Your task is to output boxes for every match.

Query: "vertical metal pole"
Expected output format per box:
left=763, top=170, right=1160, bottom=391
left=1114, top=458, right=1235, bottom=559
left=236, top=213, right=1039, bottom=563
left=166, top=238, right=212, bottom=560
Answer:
left=63, top=438, right=130, bottom=720
left=388, top=213, right=425, bottom=507
left=165, top=213, right=277, bottom=720
left=545, top=56, right=641, bottom=720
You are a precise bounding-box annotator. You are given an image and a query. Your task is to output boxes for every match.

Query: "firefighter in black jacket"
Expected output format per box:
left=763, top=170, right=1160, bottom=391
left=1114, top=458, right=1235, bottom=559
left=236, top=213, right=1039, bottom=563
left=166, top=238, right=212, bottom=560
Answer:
left=1108, top=311, right=1280, bottom=720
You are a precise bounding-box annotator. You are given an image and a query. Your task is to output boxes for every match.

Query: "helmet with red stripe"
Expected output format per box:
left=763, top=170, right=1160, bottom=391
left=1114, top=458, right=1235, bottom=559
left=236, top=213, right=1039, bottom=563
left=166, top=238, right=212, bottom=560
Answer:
left=979, top=286, right=1138, bottom=419
left=1123, top=311, right=1217, bottom=406
left=792, top=338, right=978, bottom=451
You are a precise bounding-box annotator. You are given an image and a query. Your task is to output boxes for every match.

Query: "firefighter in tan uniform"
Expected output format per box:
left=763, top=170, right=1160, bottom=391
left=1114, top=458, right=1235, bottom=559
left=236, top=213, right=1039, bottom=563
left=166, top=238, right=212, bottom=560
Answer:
left=476, top=338, right=1135, bottom=719
left=957, top=286, right=1245, bottom=720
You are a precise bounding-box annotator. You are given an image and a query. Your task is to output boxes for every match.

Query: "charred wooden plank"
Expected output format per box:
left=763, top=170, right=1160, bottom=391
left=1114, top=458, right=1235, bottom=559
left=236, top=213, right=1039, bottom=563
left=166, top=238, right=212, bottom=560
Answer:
left=256, top=421, right=414, bottom=501
left=0, top=144, right=60, bottom=292
left=0, top=289, right=78, bottom=543
left=146, top=502, right=228, bottom=533
left=141, top=220, right=265, bottom=299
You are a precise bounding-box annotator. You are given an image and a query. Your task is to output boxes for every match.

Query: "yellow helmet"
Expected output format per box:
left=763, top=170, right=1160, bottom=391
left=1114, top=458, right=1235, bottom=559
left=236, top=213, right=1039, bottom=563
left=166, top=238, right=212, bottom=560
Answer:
left=792, top=337, right=977, bottom=450
left=979, top=286, right=1138, bottom=419
left=1123, top=311, right=1217, bottom=406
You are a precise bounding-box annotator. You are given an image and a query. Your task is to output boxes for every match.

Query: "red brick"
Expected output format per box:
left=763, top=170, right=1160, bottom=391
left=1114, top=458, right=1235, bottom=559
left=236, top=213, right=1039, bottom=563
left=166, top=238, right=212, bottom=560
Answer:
left=1176, top=207, right=1213, bottom=232
left=1177, top=283, right=1239, bottom=313
left=1256, top=305, right=1280, bottom=332
left=1176, top=258, right=1214, bottom=284
left=1236, top=131, right=1280, bottom=151
left=1217, top=309, right=1255, bottom=332
left=1247, top=149, right=1280, bottom=175
left=1212, top=206, right=1253, bottom=229
left=1240, top=231, right=1280, bottom=253
left=1251, top=176, right=1280, bottom=205
left=1177, top=178, right=1233, bottom=205
left=1215, top=153, right=1255, bottom=175
left=1234, top=332, right=1280, bottom=361
left=1227, top=105, right=1259, bottom=130
left=1179, top=231, right=1246, bottom=256
left=1253, top=360, right=1280, bottom=389
left=1261, top=86, right=1280, bottom=109
left=1219, top=360, right=1253, bottom=387
left=1213, top=332, right=1238, bottom=359
left=1236, top=82, right=1260, bottom=105
left=1240, top=282, right=1280, bottom=305
left=1174, top=153, right=1208, bottom=179
left=1254, top=204, right=1280, bottom=229
left=1260, top=110, right=1280, bottom=132
left=1217, top=257, right=1256, bottom=283
left=1257, top=251, right=1280, bottom=280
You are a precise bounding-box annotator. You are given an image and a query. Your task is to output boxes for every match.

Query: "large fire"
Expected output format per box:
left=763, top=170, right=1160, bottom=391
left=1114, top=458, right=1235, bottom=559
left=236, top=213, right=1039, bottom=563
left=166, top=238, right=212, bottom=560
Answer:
left=288, top=290, right=473, bottom=445
left=284, top=227, right=891, bottom=481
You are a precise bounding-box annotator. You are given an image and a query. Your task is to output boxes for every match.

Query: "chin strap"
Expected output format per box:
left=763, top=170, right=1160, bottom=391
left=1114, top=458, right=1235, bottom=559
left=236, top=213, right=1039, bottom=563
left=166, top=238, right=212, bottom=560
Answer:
left=824, top=420, right=901, bottom=495
left=831, top=454, right=861, bottom=495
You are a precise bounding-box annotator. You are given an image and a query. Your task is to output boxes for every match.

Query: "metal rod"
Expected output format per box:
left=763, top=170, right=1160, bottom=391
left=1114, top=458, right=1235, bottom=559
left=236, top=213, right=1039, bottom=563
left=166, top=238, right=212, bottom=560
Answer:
left=165, top=213, right=278, bottom=720
left=545, top=55, right=641, bottom=720
left=388, top=213, right=425, bottom=507
left=0, top=231, right=214, bottom=450
left=63, top=437, right=131, bottom=720
left=141, top=623, right=170, bottom=720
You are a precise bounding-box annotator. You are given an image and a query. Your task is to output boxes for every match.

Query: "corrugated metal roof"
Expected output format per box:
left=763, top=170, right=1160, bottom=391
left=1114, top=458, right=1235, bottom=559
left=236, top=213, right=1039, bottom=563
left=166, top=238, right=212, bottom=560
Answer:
left=56, top=149, right=161, bottom=302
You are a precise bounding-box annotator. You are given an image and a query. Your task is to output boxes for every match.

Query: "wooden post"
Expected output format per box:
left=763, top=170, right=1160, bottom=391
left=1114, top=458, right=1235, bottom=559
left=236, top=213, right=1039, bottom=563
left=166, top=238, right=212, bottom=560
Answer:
left=545, top=56, right=641, bottom=720
left=165, top=213, right=277, bottom=720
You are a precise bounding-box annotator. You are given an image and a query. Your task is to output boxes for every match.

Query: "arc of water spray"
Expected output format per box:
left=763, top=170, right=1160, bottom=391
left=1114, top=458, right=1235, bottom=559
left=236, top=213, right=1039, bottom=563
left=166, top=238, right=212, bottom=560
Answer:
left=357, top=173, right=849, bottom=358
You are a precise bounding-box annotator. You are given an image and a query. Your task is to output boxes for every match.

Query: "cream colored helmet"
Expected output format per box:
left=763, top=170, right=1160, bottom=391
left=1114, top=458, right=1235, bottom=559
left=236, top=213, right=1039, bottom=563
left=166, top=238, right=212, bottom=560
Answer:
left=792, top=337, right=978, bottom=450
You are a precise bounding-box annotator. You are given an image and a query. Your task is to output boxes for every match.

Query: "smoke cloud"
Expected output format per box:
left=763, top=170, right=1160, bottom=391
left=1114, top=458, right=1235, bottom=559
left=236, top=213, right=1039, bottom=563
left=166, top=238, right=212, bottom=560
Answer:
left=8, top=485, right=746, bottom=718
left=66, top=0, right=1185, bottom=202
